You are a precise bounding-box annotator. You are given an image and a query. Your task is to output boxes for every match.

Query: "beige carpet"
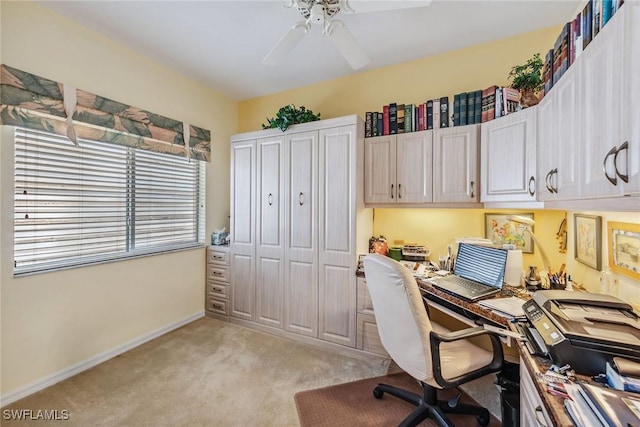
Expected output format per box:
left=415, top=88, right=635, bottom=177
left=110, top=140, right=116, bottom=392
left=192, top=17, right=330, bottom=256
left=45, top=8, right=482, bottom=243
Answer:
left=1, top=317, right=391, bottom=426
left=2, top=317, right=502, bottom=426
left=295, top=372, right=501, bottom=427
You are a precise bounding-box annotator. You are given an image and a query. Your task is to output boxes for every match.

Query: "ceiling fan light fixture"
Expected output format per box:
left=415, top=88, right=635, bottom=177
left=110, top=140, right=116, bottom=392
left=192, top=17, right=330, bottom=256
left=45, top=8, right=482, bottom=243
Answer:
left=309, top=3, right=326, bottom=25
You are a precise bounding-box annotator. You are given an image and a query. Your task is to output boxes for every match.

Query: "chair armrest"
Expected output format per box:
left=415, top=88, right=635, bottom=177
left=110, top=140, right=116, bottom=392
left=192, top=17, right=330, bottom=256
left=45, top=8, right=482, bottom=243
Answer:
left=429, top=327, right=504, bottom=389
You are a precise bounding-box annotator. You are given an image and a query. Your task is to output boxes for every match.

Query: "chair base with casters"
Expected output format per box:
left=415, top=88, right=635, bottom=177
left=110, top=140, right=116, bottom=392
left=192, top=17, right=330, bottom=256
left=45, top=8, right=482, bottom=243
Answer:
left=372, top=381, right=490, bottom=427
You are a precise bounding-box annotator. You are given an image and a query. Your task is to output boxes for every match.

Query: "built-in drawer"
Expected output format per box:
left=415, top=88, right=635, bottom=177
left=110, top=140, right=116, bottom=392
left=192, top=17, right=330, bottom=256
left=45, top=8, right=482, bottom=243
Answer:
left=207, top=246, right=230, bottom=265
left=207, top=281, right=229, bottom=299
left=356, top=277, right=375, bottom=315
left=206, top=297, right=229, bottom=316
left=356, top=313, right=388, bottom=357
left=208, top=265, right=229, bottom=283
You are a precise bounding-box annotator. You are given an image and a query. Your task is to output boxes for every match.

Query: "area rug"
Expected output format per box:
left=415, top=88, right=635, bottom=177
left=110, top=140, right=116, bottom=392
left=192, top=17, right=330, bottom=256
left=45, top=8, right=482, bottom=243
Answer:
left=294, top=372, right=501, bottom=427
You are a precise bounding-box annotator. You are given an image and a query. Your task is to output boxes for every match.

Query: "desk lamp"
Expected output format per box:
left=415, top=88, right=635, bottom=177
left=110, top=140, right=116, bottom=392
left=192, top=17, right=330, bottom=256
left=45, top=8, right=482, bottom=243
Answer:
left=506, top=215, right=552, bottom=274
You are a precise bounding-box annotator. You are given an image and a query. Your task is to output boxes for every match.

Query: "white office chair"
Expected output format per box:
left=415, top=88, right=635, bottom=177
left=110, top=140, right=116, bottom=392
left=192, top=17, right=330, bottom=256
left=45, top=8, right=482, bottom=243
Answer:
left=363, top=254, right=504, bottom=427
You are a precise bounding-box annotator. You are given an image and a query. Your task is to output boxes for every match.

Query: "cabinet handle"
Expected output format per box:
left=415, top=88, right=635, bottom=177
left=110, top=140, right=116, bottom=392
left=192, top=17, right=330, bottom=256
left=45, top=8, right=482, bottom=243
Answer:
left=549, top=168, right=558, bottom=194
left=614, top=141, right=629, bottom=183
left=534, top=406, right=548, bottom=427
left=603, top=145, right=618, bottom=186
left=544, top=170, right=553, bottom=193
left=213, top=254, right=224, bottom=260
left=268, top=193, right=273, bottom=206
left=298, top=192, right=304, bottom=206
left=391, top=184, right=394, bottom=199
left=213, top=271, right=223, bottom=276
left=528, top=176, right=535, bottom=196
left=213, top=287, right=223, bottom=292
left=470, top=181, right=474, bottom=198
left=398, top=184, right=402, bottom=199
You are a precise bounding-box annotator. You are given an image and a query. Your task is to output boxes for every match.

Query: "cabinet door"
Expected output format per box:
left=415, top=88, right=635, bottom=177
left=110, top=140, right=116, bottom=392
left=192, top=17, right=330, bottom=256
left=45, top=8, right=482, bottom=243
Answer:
left=537, top=66, right=581, bottom=201
left=580, top=11, right=625, bottom=198
left=284, top=130, right=318, bottom=337
left=433, top=125, right=479, bottom=202
left=396, top=131, right=433, bottom=203
left=621, top=3, right=640, bottom=195
left=481, top=108, right=537, bottom=202
left=318, top=125, right=356, bottom=347
left=255, top=136, right=285, bottom=328
left=364, top=135, right=396, bottom=203
left=230, top=140, right=256, bottom=320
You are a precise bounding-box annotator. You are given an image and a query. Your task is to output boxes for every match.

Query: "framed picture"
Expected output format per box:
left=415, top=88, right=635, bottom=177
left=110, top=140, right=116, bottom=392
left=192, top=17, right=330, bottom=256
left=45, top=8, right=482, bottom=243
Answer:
left=608, top=221, right=640, bottom=280
left=574, top=214, right=602, bottom=270
left=484, top=213, right=534, bottom=253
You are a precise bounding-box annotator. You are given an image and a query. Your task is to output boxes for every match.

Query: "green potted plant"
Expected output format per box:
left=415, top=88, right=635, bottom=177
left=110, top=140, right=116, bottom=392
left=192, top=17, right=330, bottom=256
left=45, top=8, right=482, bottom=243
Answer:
left=508, top=53, right=544, bottom=108
left=262, top=104, right=321, bottom=132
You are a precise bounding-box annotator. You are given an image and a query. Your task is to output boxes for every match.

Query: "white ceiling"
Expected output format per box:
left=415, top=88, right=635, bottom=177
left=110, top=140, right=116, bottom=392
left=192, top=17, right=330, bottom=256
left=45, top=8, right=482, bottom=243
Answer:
left=36, top=0, right=582, bottom=101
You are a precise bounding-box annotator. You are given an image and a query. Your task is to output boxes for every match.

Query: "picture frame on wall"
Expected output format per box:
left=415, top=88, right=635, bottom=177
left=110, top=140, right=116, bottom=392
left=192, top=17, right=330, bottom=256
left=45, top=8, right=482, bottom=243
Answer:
left=574, top=214, right=602, bottom=270
left=608, top=221, right=640, bottom=280
left=484, top=213, right=534, bottom=253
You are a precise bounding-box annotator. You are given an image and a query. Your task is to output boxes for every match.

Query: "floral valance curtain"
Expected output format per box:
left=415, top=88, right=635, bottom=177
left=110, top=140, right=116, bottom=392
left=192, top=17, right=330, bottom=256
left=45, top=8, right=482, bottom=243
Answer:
left=0, top=65, right=211, bottom=162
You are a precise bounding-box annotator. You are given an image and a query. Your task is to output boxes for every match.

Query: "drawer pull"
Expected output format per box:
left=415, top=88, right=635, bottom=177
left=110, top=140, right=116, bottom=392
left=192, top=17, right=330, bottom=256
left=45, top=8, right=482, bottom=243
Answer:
left=212, top=303, right=223, bottom=309
left=534, top=406, right=548, bottom=427
left=213, top=255, right=224, bottom=260
left=213, top=287, right=223, bottom=292
left=213, top=271, right=223, bottom=276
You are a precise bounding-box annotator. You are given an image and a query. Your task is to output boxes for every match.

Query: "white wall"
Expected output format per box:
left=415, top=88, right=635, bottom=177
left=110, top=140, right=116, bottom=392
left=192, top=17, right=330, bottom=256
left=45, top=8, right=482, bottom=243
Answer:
left=1, top=1, right=236, bottom=399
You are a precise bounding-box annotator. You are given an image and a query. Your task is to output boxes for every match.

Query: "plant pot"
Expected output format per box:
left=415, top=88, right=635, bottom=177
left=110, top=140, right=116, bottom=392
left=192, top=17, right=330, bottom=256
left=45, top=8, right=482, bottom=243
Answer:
left=520, top=88, right=540, bottom=108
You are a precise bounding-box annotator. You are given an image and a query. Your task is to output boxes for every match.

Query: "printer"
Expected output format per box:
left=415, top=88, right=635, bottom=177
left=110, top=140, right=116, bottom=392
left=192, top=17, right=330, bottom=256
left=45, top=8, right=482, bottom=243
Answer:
left=521, top=290, right=640, bottom=375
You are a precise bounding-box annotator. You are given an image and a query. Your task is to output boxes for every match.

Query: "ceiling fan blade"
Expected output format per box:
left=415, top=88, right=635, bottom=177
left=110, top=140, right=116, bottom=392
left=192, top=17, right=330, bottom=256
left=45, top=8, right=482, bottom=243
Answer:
left=342, top=0, right=432, bottom=14
left=326, top=20, right=370, bottom=70
left=263, top=22, right=310, bottom=66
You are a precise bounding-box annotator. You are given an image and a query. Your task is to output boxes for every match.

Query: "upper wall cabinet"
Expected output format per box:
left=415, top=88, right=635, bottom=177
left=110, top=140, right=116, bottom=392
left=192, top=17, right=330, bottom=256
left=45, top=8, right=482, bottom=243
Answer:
left=481, top=108, right=537, bottom=203
left=433, top=125, right=480, bottom=203
left=580, top=1, right=640, bottom=198
left=364, top=131, right=433, bottom=204
left=536, top=65, right=580, bottom=201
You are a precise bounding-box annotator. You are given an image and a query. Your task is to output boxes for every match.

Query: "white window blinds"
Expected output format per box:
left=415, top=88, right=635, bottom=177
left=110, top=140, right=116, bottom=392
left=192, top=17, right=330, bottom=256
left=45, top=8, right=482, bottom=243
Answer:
left=14, top=128, right=205, bottom=275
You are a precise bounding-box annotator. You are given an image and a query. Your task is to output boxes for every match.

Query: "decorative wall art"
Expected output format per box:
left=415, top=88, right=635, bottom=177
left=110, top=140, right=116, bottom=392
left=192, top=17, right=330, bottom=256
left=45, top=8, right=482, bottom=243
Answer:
left=485, top=213, right=534, bottom=253
left=574, top=214, right=602, bottom=270
left=608, top=221, right=640, bottom=280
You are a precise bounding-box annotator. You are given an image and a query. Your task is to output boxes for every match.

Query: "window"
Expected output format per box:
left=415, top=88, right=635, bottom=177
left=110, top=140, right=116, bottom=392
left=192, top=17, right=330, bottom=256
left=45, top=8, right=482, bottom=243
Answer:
left=14, top=128, right=205, bottom=275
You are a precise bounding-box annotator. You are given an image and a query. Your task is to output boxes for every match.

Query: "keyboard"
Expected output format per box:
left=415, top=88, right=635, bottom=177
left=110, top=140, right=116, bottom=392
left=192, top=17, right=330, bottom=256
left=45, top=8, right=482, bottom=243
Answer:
left=445, top=275, right=490, bottom=293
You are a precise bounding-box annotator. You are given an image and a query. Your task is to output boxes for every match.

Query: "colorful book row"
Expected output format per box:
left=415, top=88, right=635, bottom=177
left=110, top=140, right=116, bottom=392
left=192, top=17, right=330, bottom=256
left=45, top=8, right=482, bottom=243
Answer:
left=544, top=0, right=624, bottom=95
left=365, top=86, right=521, bottom=138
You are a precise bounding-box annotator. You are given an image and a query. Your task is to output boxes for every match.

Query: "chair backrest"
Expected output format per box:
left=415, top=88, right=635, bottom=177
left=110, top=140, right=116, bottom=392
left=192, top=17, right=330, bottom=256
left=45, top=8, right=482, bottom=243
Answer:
left=363, top=254, right=434, bottom=382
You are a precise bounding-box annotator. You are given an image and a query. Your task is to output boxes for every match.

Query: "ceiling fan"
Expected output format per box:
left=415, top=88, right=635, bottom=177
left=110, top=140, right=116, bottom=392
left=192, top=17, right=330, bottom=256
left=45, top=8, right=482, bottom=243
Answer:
left=263, top=0, right=432, bottom=70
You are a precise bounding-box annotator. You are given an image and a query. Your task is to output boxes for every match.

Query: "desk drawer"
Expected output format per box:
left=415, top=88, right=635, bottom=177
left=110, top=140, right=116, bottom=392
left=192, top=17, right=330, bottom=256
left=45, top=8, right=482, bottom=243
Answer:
left=357, top=277, right=375, bottom=315
left=208, top=265, right=229, bottom=283
left=356, top=313, right=388, bottom=357
left=207, top=281, right=228, bottom=299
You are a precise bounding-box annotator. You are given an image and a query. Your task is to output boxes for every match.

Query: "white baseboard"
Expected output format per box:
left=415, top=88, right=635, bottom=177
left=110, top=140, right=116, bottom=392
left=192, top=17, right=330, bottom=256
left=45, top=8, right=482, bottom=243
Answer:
left=1, top=311, right=204, bottom=407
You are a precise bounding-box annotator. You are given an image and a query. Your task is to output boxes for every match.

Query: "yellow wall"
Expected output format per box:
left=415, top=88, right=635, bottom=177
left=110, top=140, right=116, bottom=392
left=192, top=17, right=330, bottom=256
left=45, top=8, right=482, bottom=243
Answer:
left=238, top=26, right=562, bottom=132
left=1, top=1, right=236, bottom=397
